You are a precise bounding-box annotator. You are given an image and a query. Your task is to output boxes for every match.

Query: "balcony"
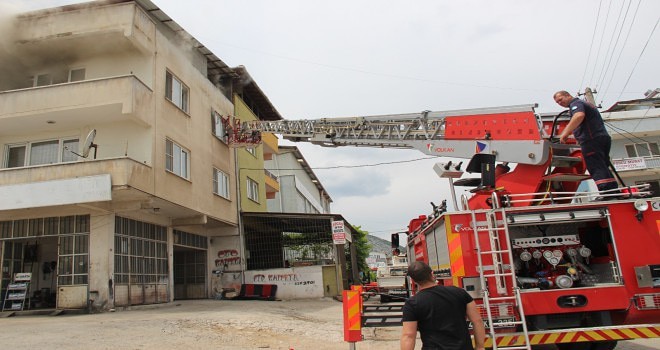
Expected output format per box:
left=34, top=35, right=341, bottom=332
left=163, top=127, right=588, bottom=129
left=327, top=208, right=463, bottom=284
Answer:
left=264, top=169, right=280, bottom=199
left=0, top=157, right=208, bottom=221
left=262, top=132, right=279, bottom=160
left=15, top=2, right=155, bottom=57
left=0, top=75, right=153, bottom=137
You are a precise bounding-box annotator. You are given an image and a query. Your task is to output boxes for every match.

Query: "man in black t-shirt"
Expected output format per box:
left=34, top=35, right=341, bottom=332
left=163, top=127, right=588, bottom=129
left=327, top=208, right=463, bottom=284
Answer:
left=553, top=90, right=619, bottom=197
left=400, top=261, right=485, bottom=350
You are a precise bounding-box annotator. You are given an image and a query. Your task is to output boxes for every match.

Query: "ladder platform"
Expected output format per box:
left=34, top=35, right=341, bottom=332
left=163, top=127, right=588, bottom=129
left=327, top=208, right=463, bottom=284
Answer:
left=541, top=173, right=591, bottom=182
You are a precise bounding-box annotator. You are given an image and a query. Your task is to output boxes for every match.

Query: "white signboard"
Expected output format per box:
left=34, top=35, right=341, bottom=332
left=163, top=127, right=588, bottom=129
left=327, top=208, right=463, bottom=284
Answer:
left=332, top=220, right=351, bottom=244
left=0, top=174, right=112, bottom=210
left=612, top=158, right=647, bottom=171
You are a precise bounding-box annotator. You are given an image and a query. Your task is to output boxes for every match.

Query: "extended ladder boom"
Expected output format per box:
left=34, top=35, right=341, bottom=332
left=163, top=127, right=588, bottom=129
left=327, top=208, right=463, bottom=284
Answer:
left=237, top=104, right=552, bottom=165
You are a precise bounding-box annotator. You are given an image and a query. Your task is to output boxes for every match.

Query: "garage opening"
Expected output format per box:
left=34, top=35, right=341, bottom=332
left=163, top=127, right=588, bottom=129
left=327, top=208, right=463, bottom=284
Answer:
left=113, top=216, right=168, bottom=307
left=173, top=230, right=207, bottom=300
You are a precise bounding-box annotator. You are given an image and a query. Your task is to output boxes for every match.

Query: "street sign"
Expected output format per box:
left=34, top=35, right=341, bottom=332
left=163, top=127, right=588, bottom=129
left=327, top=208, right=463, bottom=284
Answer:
left=332, top=220, right=347, bottom=244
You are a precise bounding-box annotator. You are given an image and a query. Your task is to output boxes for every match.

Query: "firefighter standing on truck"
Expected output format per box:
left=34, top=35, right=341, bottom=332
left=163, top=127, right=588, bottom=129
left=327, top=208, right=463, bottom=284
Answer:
left=553, top=90, right=619, bottom=199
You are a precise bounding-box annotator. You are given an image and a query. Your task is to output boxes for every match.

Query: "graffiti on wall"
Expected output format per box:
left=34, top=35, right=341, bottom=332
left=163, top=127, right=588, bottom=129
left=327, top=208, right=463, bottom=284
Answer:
left=215, top=249, right=240, bottom=268
left=252, top=273, right=316, bottom=286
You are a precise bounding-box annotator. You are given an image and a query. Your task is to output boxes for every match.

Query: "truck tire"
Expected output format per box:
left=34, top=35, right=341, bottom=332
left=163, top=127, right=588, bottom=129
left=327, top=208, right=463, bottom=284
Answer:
left=556, top=343, right=590, bottom=350
left=556, top=341, right=617, bottom=350
left=590, top=341, right=617, bottom=350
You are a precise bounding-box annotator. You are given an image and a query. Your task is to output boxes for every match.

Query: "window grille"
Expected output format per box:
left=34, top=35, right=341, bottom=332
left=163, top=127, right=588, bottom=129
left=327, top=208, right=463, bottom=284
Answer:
left=114, top=217, right=168, bottom=285
left=173, top=230, right=208, bottom=249
left=0, top=215, right=88, bottom=240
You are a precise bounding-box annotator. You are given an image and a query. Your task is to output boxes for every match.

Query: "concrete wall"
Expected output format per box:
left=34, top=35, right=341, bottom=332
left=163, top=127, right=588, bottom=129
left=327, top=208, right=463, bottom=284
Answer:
left=243, top=265, right=325, bottom=299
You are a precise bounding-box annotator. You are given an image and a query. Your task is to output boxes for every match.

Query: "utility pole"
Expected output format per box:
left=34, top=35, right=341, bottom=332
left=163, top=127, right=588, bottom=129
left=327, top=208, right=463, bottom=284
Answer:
left=583, top=87, right=599, bottom=107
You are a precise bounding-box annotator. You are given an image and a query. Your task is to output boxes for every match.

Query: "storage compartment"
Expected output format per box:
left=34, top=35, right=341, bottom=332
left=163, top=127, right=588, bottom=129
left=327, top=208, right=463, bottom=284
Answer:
left=507, top=209, right=620, bottom=291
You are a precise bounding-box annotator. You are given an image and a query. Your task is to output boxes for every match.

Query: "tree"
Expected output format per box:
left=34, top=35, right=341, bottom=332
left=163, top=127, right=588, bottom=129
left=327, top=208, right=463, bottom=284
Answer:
left=348, top=225, right=372, bottom=283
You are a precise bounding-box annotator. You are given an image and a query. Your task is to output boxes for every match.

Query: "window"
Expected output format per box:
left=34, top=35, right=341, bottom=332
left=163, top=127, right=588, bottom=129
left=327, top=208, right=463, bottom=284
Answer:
left=4, top=138, right=79, bottom=168
left=165, top=139, right=189, bottom=179
left=35, top=74, right=52, bottom=87
left=165, top=70, right=189, bottom=112
left=247, top=177, right=259, bottom=202
left=211, top=111, right=227, bottom=142
left=213, top=168, right=230, bottom=199
left=69, top=68, right=85, bottom=82
left=625, top=142, right=660, bottom=158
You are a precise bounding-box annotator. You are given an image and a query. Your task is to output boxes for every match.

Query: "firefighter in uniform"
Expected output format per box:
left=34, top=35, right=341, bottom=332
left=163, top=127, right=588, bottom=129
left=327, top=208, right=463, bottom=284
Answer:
left=553, top=90, right=619, bottom=198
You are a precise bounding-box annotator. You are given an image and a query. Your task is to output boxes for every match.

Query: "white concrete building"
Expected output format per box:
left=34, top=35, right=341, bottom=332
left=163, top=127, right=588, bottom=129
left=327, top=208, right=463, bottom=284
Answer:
left=265, top=145, right=332, bottom=214
left=604, top=94, right=660, bottom=196
left=0, top=0, right=245, bottom=311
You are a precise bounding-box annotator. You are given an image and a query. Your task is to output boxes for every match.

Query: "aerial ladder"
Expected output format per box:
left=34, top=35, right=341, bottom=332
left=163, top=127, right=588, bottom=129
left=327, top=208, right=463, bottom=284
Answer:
left=226, top=103, right=588, bottom=211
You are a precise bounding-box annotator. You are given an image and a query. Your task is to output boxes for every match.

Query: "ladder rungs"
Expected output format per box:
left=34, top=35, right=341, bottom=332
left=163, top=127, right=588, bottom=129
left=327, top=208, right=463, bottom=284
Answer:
left=483, top=273, right=514, bottom=278
left=476, top=227, right=506, bottom=232
left=496, top=346, right=530, bottom=350
left=487, top=296, right=517, bottom=301
left=480, top=250, right=509, bottom=254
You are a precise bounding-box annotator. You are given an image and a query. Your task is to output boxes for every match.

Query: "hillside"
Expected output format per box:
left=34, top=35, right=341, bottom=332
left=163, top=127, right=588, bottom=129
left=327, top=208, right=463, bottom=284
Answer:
left=366, top=234, right=403, bottom=255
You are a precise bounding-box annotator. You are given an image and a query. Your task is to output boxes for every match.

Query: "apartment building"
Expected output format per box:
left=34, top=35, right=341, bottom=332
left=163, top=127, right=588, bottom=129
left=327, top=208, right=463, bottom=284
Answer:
left=265, top=145, right=332, bottom=214
left=0, top=0, right=251, bottom=311
left=604, top=93, right=660, bottom=196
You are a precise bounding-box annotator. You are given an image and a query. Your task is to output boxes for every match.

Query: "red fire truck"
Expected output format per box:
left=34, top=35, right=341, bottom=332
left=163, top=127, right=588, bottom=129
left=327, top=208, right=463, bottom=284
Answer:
left=233, top=103, right=660, bottom=349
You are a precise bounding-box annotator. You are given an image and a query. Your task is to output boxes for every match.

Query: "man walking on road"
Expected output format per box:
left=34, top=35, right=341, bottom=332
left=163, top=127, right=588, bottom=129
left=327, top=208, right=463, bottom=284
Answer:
left=400, top=261, right=485, bottom=350
left=553, top=90, right=619, bottom=198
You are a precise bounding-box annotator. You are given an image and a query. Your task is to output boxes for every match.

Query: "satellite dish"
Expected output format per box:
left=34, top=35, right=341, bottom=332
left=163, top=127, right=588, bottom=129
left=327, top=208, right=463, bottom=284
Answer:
left=82, top=129, right=98, bottom=159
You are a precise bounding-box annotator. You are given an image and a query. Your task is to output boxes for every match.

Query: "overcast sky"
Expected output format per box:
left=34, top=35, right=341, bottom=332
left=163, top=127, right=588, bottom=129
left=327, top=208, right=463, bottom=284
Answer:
left=14, top=0, right=660, bottom=240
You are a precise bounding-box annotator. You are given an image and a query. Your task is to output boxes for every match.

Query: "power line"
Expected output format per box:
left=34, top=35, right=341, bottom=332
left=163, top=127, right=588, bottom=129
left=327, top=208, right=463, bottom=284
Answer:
left=616, top=15, right=659, bottom=102
left=240, top=156, right=437, bottom=172
left=580, top=0, right=603, bottom=93
left=600, top=0, right=642, bottom=103
left=589, top=0, right=613, bottom=85
left=595, top=0, right=632, bottom=90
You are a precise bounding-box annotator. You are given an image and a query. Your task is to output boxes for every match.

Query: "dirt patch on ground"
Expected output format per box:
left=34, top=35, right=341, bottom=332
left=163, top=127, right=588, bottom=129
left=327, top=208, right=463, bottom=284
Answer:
left=0, top=299, right=402, bottom=350
left=0, top=299, right=657, bottom=350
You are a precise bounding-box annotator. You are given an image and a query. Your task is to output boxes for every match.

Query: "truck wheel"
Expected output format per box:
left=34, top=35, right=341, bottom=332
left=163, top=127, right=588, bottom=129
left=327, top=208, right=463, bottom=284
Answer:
left=556, top=343, right=591, bottom=350
left=556, top=341, right=617, bottom=350
left=590, top=341, right=617, bottom=350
